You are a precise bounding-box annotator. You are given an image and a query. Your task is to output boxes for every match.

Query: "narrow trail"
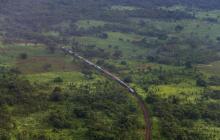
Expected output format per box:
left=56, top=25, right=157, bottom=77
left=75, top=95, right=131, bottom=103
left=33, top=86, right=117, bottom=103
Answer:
left=61, top=47, right=151, bottom=140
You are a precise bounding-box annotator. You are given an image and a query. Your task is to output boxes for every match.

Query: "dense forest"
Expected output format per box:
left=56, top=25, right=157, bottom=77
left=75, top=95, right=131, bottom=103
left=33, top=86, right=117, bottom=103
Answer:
left=0, top=0, right=220, bottom=140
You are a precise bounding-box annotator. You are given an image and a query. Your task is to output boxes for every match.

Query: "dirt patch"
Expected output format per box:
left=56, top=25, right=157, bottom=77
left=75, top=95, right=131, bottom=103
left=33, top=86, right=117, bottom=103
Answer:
left=16, top=56, right=80, bottom=74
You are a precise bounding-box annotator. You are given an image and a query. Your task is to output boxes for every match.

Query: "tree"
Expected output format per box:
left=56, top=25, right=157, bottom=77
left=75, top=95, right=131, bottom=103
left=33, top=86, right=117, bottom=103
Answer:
left=96, top=60, right=105, bottom=65
left=98, top=33, right=108, bottom=39
left=53, top=77, right=63, bottom=83
left=216, top=36, right=220, bottom=42
left=48, top=110, right=70, bottom=129
left=120, top=61, right=127, bottom=65
left=196, top=77, right=207, bottom=87
left=81, top=69, right=93, bottom=79
left=185, top=61, right=192, bottom=69
left=0, top=130, right=10, bottom=140
left=0, top=106, right=12, bottom=129
left=175, top=25, right=184, bottom=32
left=113, top=50, right=122, bottom=58
left=42, top=64, right=52, bottom=71
left=73, top=107, right=87, bottom=118
left=46, top=45, right=56, bottom=54
left=124, top=76, right=132, bottom=83
left=50, top=87, right=63, bottom=102
left=19, top=53, right=28, bottom=60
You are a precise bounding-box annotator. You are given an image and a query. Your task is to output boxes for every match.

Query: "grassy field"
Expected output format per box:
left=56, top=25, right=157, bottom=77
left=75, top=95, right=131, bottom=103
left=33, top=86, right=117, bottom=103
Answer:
left=196, top=9, right=220, bottom=19
left=148, top=84, right=204, bottom=102
left=159, top=5, right=188, bottom=11
left=16, top=55, right=80, bottom=74
left=0, top=44, right=50, bottom=65
left=194, top=121, right=220, bottom=140
left=26, top=72, right=84, bottom=84
left=75, top=31, right=147, bottom=58
left=197, top=60, right=220, bottom=75
left=75, top=20, right=107, bottom=29
left=141, top=19, right=220, bottom=41
left=110, top=5, right=141, bottom=11
left=0, top=42, right=83, bottom=74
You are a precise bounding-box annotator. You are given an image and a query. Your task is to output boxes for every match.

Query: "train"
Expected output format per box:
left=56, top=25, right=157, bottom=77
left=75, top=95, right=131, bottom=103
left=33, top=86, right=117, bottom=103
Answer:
left=60, top=47, right=136, bottom=94
left=60, top=47, right=150, bottom=140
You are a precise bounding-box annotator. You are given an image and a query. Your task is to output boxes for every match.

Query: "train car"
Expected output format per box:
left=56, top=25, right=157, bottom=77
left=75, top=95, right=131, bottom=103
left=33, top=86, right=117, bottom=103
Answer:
left=129, top=88, right=135, bottom=94
left=61, top=47, right=136, bottom=94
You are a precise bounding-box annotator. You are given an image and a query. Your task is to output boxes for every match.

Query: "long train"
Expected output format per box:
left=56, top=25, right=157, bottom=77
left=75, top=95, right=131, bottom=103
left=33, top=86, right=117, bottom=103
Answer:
left=61, top=47, right=151, bottom=140
left=61, top=47, right=135, bottom=94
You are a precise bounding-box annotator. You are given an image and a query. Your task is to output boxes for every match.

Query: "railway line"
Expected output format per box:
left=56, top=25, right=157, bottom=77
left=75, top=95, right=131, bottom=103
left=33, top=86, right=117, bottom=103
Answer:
left=61, top=47, right=151, bottom=140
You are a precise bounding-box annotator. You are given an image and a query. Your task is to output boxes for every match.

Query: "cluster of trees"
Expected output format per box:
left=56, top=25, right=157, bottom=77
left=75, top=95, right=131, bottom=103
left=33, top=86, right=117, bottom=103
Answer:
left=0, top=0, right=201, bottom=46
left=0, top=67, right=43, bottom=139
left=145, top=42, right=220, bottom=66
left=0, top=67, right=143, bottom=139
left=133, top=65, right=201, bottom=88
left=0, top=67, right=32, bottom=105
left=47, top=80, right=143, bottom=140
left=146, top=90, right=220, bottom=140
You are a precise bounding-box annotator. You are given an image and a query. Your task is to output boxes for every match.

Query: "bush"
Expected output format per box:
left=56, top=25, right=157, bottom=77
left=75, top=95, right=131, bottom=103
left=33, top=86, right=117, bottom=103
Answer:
left=123, top=76, right=132, bottom=83
left=19, top=53, right=28, bottom=60
left=48, top=111, right=71, bottom=129
left=73, top=107, right=87, bottom=118
left=53, top=77, right=63, bottom=83
left=98, top=33, right=108, bottom=39
left=0, top=130, right=10, bottom=140
left=196, top=77, right=207, bottom=87
left=50, top=87, right=63, bottom=102
left=120, top=61, right=127, bottom=65
left=175, top=25, right=184, bottom=32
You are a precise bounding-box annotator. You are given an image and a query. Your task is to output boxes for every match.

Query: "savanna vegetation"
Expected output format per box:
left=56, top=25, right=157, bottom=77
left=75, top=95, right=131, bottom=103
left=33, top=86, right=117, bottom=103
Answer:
left=0, top=0, right=220, bottom=140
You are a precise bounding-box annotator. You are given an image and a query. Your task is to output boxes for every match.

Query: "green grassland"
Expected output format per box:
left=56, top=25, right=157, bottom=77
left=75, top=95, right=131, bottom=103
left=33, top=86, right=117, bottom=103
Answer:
left=210, top=86, right=220, bottom=91
left=159, top=5, right=187, bottom=11
left=131, top=18, right=220, bottom=41
left=75, top=20, right=107, bottom=29
left=75, top=31, right=146, bottom=58
left=161, top=4, right=220, bottom=21
left=197, top=60, right=220, bottom=75
left=194, top=121, right=220, bottom=140
left=128, top=7, right=220, bottom=42
left=42, top=31, right=60, bottom=37
left=148, top=84, right=204, bottom=103
left=196, top=9, right=220, bottom=19
left=26, top=72, right=84, bottom=85
left=0, top=44, right=50, bottom=65
left=110, top=5, right=141, bottom=11
left=0, top=43, right=82, bottom=74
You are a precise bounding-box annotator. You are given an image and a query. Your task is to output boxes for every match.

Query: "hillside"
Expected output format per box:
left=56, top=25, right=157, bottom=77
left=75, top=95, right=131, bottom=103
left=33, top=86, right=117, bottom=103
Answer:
left=0, top=0, right=220, bottom=140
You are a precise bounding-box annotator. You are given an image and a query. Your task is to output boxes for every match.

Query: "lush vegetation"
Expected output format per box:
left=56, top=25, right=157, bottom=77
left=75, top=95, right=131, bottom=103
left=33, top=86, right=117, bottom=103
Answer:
left=0, top=67, right=144, bottom=140
left=0, top=0, right=220, bottom=140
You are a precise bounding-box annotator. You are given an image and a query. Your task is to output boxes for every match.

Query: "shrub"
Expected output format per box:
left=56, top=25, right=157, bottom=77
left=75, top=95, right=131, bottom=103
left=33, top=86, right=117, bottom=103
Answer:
left=123, top=76, right=132, bottom=83
left=53, top=77, right=63, bottom=83
left=19, top=53, right=28, bottom=59
left=50, top=87, right=63, bottom=102
left=196, top=77, right=207, bottom=87
left=48, top=111, right=71, bottom=129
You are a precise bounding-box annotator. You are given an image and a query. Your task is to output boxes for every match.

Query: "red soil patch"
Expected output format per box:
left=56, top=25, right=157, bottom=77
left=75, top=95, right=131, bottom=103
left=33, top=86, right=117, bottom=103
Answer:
left=16, top=56, right=80, bottom=74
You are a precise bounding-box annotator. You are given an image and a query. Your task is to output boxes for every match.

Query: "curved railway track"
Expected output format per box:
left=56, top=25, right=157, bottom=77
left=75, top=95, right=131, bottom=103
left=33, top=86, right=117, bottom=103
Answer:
left=61, top=47, right=151, bottom=140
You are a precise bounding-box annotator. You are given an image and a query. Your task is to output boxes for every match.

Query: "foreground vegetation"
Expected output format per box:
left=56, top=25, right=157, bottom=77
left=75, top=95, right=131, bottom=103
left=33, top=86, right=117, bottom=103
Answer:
left=0, top=66, right=144, bottom=140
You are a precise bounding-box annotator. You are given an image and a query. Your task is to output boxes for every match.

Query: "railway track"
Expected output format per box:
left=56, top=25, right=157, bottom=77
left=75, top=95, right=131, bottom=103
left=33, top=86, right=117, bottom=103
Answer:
left=61, top=47, right=151, bottom=140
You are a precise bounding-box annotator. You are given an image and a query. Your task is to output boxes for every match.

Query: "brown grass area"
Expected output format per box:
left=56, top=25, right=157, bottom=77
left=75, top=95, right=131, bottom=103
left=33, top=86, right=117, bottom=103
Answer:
left=137, top=64, right=153, bottom=72
left=0, top=47, right=9, bottom=53
left=16, top=56, right=80, bottom=74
